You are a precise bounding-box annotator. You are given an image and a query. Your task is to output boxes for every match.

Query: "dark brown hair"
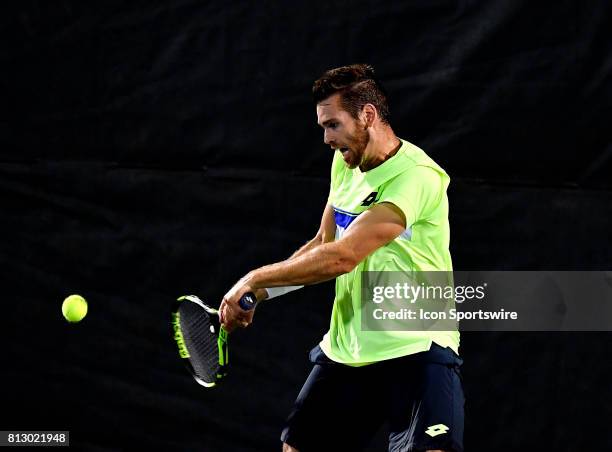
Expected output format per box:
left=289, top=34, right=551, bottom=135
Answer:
left=312, top=64, right=390, bottom=125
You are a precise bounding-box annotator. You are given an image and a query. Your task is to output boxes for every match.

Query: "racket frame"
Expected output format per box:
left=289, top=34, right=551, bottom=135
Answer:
left=172, top=295, right=228, bottom=388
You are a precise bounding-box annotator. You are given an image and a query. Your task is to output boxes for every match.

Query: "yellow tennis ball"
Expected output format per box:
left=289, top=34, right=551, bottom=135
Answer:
left=62, top=294, right=88, bottom=323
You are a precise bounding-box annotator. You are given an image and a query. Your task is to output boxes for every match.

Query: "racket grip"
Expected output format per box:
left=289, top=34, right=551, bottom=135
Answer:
left=238, top=292, right=258, bottom=311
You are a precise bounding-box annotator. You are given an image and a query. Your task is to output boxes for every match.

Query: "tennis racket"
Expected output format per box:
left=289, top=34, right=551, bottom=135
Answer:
left=171, top=292, right=257, bottom=387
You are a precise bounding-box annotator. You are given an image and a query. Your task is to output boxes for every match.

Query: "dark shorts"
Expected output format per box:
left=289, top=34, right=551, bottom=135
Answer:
left=281, top=343, right=465, bottom=452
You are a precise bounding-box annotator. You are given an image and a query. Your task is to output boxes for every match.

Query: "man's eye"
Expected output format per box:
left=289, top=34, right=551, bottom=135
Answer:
left=328, top=122, right=338, bottom=129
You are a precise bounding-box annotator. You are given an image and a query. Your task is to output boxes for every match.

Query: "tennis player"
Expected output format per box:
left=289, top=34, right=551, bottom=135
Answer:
left=220, top=64, right=464, bottom=452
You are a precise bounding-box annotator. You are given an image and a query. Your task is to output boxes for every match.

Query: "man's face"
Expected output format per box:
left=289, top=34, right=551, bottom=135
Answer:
left=316, top=94, right=369, bottom=169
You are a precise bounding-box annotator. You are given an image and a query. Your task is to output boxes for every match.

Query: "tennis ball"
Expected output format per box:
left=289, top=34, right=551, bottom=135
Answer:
left=62, top=294, right=88, bottom=323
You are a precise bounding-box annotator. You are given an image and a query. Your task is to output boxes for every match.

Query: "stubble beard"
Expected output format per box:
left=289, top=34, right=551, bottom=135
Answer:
left=346, top=126, right=370, bottom=169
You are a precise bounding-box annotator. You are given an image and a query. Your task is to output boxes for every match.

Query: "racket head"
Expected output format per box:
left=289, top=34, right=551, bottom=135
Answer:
left=171, top=295, right=228, bottom=388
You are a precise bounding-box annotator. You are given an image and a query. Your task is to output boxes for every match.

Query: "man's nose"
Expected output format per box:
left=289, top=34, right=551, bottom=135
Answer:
left=324, top=129, right=334, bottom=146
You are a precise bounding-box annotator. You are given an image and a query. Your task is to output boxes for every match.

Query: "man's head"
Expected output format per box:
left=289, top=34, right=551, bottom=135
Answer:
left=313, top=64, right=392, bottom=169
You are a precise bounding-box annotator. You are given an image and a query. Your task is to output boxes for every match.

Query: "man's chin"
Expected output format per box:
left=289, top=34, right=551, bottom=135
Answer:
left=342, top=158, right=358, bottom=169
left=341, top=152, right=358, bottom=168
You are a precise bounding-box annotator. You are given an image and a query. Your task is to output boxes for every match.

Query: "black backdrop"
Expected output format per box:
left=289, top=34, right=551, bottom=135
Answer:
left=2, top=1, right=611, bottom=451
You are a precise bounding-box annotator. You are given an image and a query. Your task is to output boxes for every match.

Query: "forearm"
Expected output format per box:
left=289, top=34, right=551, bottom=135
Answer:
left=288, top=235, right=324, bottom=260
left=244, top=241, right=355, bottom=291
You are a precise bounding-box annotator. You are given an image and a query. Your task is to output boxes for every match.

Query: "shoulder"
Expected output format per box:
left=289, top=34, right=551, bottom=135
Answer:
left=384, top=165, right=445, bottom=191
left=396, top=139, right=449, bottom=180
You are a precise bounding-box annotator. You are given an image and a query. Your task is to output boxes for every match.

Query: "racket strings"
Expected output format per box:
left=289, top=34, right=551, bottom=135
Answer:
left=179, top=301, right=221, bottom=384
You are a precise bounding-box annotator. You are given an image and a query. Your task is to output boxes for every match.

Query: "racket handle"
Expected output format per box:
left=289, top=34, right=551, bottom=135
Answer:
left=238, top=292, right=258, bottom=311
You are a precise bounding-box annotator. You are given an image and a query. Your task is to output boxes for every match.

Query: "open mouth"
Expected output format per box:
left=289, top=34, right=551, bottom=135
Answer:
left=339, top=147, right=352, bottom=164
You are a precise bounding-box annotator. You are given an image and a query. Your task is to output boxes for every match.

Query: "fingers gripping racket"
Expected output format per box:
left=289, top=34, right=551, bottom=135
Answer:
left=171, top=293, right=257, bottom=388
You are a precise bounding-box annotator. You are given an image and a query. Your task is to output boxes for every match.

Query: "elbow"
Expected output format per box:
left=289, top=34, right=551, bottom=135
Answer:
left=331, top=245, right=359, bottom=275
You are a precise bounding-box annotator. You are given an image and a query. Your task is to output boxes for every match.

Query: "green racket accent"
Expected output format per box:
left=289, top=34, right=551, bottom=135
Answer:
left=217, top=327, right=229, bottom=377
left=171, top=311, right=190, bottom=358
left=172, top=294, right=238, bottom=386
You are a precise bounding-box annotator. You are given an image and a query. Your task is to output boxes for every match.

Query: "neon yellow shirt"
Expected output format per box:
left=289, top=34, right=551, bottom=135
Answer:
left=319, top=138, right=459, bottom=365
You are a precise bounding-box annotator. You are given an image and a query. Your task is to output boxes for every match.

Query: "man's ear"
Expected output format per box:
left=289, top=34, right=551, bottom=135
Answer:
left=361, top=103, right=377, bottom=128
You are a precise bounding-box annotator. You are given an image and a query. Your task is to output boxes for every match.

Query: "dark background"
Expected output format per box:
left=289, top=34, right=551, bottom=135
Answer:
left=2, top=1, right=611, bottom=450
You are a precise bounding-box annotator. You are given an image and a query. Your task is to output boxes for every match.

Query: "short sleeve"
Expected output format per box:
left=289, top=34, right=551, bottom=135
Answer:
left=377, top=165, right=445, bottom=227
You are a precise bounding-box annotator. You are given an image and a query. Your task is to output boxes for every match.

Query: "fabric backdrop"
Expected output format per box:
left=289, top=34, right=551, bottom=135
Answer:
left=2, top=1, right=610, bottom=450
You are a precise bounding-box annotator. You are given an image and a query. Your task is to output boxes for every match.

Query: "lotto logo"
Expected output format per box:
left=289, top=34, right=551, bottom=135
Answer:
left=361, top=192, right=378, bottom=206
left=425, top=424, right=449, bottom=437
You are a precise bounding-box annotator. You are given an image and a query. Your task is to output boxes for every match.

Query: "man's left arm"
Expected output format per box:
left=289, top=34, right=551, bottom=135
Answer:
left=220, top=202, right=407, bottom=329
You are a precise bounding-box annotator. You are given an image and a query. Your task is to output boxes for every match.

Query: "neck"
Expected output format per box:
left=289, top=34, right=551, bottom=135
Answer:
left=359, top=128, right=401, bottom=172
